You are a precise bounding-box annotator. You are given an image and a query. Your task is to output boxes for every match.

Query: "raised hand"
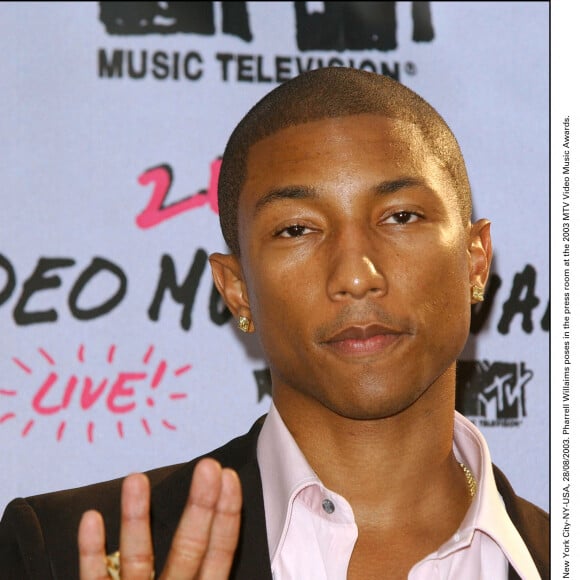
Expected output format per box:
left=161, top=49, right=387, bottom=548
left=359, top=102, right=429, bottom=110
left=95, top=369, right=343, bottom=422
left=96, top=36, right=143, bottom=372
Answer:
left=78, top=458, right=242, bottom=579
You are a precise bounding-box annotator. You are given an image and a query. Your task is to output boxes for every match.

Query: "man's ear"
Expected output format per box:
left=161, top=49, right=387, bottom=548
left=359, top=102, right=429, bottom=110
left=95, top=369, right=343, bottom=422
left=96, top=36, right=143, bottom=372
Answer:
left=468, top=219, right=493, bottom=303
left=209, top=252, right=255, bottom=332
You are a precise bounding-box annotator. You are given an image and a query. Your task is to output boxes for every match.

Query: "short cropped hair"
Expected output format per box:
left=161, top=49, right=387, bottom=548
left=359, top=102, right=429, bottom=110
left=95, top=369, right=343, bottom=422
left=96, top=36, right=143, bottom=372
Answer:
left=218, top=67, right=472, bottom=255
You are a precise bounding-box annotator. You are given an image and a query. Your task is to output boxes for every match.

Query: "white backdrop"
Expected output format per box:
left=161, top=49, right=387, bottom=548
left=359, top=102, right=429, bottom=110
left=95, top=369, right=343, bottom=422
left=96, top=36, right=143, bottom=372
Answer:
left=0, top=1, right=549, bottom=516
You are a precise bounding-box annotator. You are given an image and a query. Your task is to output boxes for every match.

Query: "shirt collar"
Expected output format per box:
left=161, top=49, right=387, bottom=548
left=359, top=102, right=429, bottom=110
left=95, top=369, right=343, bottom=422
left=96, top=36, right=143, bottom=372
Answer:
left=256, top=403, right=319, bottom=558
left=446, top=412, right=540, bottom=579
left=257, top=403, right=538, bottom=577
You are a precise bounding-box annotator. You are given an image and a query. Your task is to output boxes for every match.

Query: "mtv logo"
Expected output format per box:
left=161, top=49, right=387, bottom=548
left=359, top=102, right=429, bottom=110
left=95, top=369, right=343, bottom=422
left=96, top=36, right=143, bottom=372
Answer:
left=295, top=1, right=434, bottom=52
left=456, top=360, right=533, bottom=421
left=99, top=2, right=252, bottom=40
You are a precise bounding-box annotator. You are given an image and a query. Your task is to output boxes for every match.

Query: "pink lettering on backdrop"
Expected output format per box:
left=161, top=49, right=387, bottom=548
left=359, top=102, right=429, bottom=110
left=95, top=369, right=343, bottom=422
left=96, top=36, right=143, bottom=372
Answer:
left=32, top=373, right=76, bottom=415
left=106, top=372, right=145, bottom=414
left=80, top=378, right=108, bottom=410
left=3, top=345, right=192, bottom=442
left=136, top=159, right=221, bottom=229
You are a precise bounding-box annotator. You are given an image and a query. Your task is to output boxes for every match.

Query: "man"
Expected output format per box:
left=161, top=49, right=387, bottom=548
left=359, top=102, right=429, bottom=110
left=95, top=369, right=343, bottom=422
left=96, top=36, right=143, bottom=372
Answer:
left=0, top=67, right=548, bottom=579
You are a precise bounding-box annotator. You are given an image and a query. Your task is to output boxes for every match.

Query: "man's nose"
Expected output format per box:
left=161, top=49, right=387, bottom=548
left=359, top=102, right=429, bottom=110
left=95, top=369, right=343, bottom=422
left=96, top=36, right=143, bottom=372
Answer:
left=326, top=229, right=387, bottom=301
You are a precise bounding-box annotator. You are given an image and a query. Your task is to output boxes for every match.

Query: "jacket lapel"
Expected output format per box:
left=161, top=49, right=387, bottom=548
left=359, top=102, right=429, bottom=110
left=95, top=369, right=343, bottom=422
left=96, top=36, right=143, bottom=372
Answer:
left=149, top=417, right=272, bottom=579
left=231, top=449, right=272, bottom=579
left=493, top=465, right=550, bottom=579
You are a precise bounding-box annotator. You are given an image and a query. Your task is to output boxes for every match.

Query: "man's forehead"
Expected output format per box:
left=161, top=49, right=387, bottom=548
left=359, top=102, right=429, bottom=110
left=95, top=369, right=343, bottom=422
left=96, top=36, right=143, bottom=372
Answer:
left=239, top=114, right=461, bottom=220
left=251, top=113, right=422, bottom=142
left=245, top=114, right=432, bottom=166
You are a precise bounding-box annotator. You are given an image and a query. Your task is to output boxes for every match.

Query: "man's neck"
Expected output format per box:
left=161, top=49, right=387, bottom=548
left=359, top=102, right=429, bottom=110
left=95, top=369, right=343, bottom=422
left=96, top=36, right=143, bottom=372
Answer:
left=273, top=373, right=471, bottom=532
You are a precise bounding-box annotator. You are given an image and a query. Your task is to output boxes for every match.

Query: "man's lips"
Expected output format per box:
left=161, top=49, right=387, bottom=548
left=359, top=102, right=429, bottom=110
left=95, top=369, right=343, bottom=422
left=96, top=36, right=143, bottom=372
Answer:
left=323, top=323, right=404, bottom=356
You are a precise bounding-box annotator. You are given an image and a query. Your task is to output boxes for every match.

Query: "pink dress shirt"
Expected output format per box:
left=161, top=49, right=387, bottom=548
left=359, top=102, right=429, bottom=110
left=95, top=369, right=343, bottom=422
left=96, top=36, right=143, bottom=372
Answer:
left=256, top=404, right=540, bottom=579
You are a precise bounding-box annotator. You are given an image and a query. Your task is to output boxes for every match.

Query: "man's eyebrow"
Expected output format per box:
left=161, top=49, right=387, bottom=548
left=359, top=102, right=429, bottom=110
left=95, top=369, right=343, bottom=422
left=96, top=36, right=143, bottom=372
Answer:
left=253, top=178, right=426, bottom=215
left=253, top=185, right=317, bottom=215
left=374, top=177, right=427, bottom=195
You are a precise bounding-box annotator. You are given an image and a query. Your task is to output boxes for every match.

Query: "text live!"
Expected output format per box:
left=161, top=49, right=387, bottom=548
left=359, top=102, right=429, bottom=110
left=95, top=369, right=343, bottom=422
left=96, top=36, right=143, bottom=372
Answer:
left=2, top=345, right=193, bottom=442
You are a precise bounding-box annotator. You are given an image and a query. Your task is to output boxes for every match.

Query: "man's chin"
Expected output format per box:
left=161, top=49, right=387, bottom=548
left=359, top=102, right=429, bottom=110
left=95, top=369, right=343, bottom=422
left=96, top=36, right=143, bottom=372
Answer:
left=320, top=391, right=425, bottom=422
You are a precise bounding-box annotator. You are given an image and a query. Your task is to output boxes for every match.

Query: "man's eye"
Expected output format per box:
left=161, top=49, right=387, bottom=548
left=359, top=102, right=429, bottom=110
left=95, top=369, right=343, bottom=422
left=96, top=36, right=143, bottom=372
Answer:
left=385, top=211, right=420, bottom=225
left=277, top=224, right=309, bottom=237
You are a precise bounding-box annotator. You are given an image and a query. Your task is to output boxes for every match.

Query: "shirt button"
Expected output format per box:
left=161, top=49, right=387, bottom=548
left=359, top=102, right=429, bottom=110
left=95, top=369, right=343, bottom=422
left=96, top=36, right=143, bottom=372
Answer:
left=453, top=533, right=461, bottom=542
left=322, top=499, right=335, bottom=514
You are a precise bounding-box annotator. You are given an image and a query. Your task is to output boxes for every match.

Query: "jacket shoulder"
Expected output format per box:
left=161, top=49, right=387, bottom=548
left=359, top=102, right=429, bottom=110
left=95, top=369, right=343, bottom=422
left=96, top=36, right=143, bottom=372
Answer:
left=0, top=462, right=183, bottom=579
left=0, top=417, right=265, bottom=579
left=492, top=464, right=550, bottom=579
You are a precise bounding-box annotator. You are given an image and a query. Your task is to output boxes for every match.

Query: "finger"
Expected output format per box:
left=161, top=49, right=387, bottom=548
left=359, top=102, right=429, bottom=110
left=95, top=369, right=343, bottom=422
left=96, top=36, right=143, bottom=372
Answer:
left=119, top=473, right=154, bottom=579
left=78, top=510, right=109, bottom=580
left=161, top=457, right=224, bottom=579
left=197, top=468, right=242, bottom=580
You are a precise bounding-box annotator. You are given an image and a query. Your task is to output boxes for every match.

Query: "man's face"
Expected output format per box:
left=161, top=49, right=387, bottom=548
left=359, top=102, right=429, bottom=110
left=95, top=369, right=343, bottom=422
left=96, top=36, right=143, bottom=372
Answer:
left=220, top=114, right=489, bottom=420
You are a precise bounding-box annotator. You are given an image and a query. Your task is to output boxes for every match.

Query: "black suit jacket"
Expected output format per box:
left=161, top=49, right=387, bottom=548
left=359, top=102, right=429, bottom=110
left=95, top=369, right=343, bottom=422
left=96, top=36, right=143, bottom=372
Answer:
left=0, top=416, right=549, bottom=579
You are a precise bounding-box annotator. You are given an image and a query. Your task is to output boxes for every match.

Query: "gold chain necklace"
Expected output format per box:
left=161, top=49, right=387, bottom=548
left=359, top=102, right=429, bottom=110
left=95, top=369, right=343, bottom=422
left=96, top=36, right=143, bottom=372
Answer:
left=459, top=462, right=477, bottom=499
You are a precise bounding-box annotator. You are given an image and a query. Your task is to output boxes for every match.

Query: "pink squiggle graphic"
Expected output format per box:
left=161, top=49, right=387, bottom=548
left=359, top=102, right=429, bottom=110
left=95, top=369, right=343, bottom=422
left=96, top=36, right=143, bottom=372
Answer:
left=107, top=345, right=116, bottom=364
left=162, top=420, right=177, bottom=431
left=117, top=421, right=124, bottom=439
left=151, top=361, right=167, bottom=389
left=57, top=421, right=66, bottom=441
left=143, top=345, right=154, bottom=364
left=136, top=159, right=221, bottom=229
left=174, top=364, right=192, bottom=376
left=13, top=358, right=32, bottom=374
left=22, top=420, right=34, bottom=437
left=169, top=393, right=188, bottom=400
left=87, top=421, right=95, bottom=443
left=0, top=413, right=16, bottom=424
left=0, top=390, right=17, bottom=396
left=38, top=348, right=55, bottom=365
left=141, top=418, right=151, bottom=435
left=78, top=344, right=85, bottom=363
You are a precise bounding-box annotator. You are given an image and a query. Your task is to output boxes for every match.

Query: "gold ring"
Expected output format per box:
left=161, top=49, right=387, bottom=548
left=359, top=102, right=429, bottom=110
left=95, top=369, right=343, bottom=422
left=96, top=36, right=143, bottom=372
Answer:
left=105, top=550, right=121, bottom=580
left=105, top=550, right=155, bottom=579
